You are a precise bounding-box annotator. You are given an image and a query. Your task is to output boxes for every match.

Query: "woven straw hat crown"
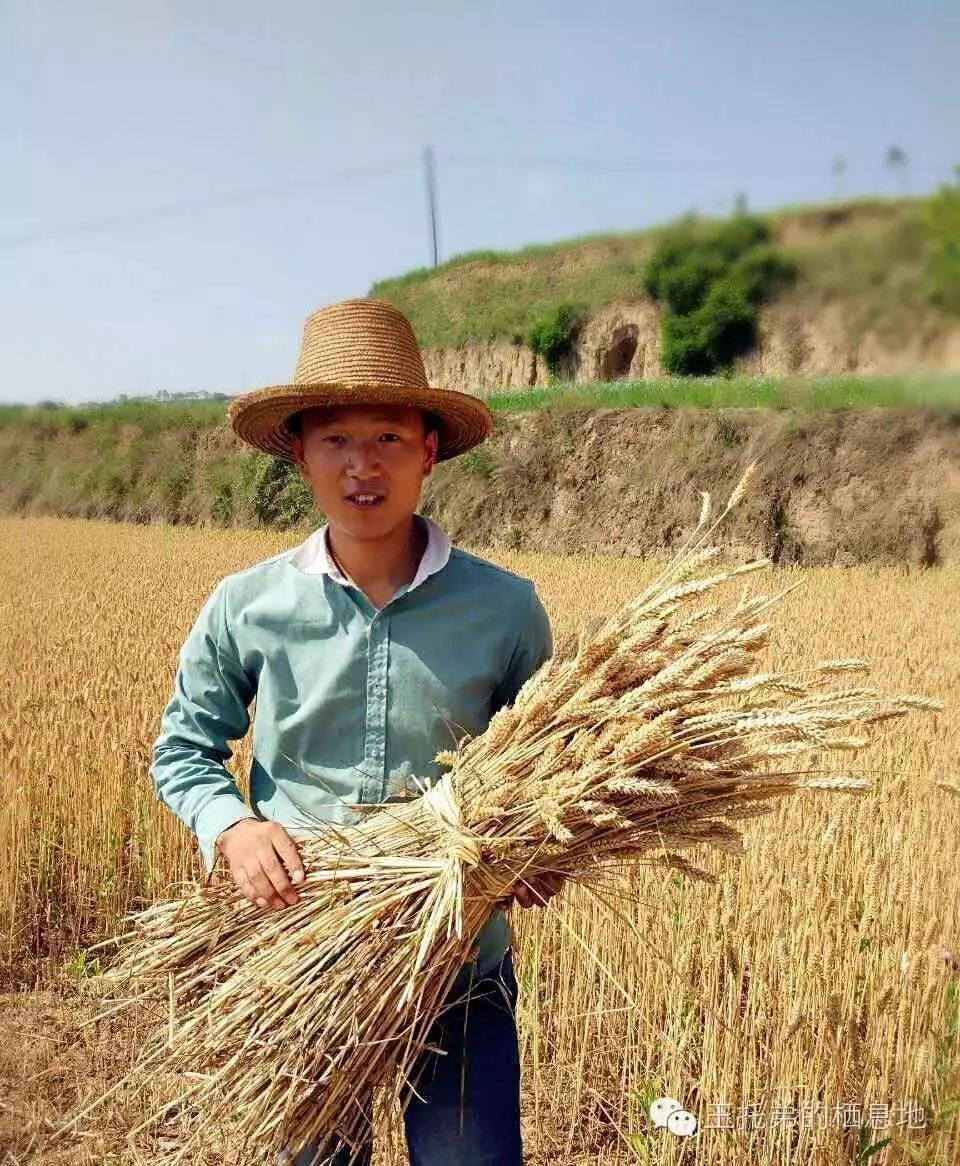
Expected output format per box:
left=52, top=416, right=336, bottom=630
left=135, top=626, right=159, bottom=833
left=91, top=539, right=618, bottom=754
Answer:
left=227, top=298, right=493, bottom=463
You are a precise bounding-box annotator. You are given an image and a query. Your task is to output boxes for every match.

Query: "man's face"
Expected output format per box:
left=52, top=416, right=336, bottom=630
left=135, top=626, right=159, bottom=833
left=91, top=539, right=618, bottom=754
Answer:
left=290, top=403, right=438, bottom=537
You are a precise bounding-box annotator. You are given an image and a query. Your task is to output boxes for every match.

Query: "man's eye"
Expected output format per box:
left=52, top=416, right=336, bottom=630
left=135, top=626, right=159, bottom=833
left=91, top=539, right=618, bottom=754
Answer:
left=380, top=433, right=400, bottom=442
left=324, top=435, right=345, bottom=443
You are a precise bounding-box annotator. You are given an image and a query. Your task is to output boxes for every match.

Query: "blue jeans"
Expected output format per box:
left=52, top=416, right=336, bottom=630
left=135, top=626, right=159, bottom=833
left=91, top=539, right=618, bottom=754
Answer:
left=286, top=949, right=523, bottom=1166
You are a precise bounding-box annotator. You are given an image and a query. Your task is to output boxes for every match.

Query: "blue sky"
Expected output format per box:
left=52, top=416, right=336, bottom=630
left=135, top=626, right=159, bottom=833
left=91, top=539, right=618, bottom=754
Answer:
left=2, top=1, right=957, bottom=404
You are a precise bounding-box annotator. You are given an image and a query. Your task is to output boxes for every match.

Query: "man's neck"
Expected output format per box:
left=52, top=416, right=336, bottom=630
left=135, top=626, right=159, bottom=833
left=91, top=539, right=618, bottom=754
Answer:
left=327, top=514, right=428, bottom=600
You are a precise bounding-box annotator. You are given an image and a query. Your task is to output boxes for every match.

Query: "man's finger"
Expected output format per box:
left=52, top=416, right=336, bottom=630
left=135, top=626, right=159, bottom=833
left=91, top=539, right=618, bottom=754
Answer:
left=234, top=869, right=254, bottom=905
left=260, top=850, right=299, bottom=906
left=244, top=864, right=286, bottom=910
left=235, top=868, right=264, bottom=908
left=271, top=828, right=306, bottom=886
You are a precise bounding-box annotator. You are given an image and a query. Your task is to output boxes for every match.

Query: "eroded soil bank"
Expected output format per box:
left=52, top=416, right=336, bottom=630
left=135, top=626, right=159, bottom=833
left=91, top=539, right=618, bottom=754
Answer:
left=423, top=407, right=960, bottom=566
left=4, top=406, right=959, bottom=565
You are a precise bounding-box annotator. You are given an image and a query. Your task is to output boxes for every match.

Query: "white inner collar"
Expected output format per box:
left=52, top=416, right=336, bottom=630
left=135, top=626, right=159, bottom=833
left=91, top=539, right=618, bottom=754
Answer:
left=288, top=512, right=452, bottom=595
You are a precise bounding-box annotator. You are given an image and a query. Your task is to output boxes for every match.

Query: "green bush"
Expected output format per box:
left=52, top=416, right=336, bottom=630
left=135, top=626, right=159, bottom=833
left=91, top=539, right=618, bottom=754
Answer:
left=661, top=281, right=757, bottom=376
left=527, top=302, right=586, bottom=374
left=700, top=215, right=770, bottom=265
left=161, top=460, right=193, bottom=514
left=661, top=312, right=713, bottom=376
left=700, top=282, right=757, bottom=366
left=925, top=165, right=960, bottom=313
left=729, top=245, right=797, bottom=305
left=643, top=223, right=699, bottom=301
left=645, top=212, right=790, bottom=376
left=211, top=480, right=235, bottom=525
left=645, top=215, right=771, bottom=304
left=660, top=255, right=725, bottom=313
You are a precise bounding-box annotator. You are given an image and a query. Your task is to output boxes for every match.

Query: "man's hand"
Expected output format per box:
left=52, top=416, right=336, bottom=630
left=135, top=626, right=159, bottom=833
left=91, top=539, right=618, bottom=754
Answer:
left=215, top=820, right=305, bottom=911
left=504, top=871, right=566, bottom=910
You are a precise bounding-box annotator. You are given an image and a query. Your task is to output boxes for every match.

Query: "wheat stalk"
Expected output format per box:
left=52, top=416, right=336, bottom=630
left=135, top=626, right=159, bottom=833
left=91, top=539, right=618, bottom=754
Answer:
left=57, top=463, right=941, bottom=1165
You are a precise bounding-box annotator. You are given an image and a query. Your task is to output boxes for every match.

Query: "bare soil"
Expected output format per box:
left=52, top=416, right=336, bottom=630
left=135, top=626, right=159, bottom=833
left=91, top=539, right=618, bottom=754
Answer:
left=426, top=407, right=960, bottom=566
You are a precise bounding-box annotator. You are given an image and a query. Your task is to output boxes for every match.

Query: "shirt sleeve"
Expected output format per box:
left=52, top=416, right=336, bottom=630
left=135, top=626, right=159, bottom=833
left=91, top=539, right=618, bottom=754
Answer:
left=149, top=578, right=257, bottom=874
left=490, top=580, right=553, bottom=712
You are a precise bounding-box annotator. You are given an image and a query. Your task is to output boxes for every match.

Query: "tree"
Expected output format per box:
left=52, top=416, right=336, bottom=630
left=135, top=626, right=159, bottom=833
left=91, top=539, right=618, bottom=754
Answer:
left=885, top=145, right=909, bottom=195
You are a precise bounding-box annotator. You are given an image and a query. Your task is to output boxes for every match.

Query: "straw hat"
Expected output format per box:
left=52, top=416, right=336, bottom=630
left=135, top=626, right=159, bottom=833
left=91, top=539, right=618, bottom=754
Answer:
left=227, top=298, right=493, bottom=463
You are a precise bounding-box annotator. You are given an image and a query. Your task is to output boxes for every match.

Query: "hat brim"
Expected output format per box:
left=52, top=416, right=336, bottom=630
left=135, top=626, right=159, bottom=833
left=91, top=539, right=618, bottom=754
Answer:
left=226, top=383, right=493, bottom=463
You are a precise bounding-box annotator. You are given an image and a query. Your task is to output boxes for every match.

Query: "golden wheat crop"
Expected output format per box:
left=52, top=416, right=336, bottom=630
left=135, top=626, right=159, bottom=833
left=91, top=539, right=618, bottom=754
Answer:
left=2, top=515, right=958, bottom=1165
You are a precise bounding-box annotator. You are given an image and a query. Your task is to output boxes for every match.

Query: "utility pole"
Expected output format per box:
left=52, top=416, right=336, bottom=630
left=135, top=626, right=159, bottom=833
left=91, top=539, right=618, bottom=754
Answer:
left=423, top=146, right=439, bottom=267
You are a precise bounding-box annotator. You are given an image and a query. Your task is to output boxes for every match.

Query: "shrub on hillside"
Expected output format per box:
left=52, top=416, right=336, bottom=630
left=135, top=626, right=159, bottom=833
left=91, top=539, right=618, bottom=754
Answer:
left=699, top=282, right=757, bottom=366
left=645, top=212, right=792, bottom=376
left=661, top=281, right=756, bottom=376
left=660, top=255, right=726, bottom=314
left=700, top=214, right=771, bottom=265
left=729, top=245, right=797, bottom=305
left=643, top=222, right=699, bottom=301
left=661, top=312, right=713, bottom=376
left=527, top=302, right=587, bottom=375
left=645, top=215, right=772, bottom=304
left=925, top=165, right=960, bottom=314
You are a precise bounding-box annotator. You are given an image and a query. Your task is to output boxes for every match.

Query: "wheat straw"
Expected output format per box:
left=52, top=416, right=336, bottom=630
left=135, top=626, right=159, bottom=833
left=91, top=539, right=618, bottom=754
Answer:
left=57, top=465, right=941, bottom=1166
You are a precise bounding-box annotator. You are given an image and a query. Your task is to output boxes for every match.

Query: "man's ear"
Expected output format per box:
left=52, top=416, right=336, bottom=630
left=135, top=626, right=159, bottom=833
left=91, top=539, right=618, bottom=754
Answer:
left=291, top=436, right=307, bottom=479
left=422, top=429, right=439, bottom=476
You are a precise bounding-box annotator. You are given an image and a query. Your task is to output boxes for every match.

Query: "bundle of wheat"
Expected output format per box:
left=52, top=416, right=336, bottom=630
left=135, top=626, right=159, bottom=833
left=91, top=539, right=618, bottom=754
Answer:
left=66, top=466, right=940, bottom=1165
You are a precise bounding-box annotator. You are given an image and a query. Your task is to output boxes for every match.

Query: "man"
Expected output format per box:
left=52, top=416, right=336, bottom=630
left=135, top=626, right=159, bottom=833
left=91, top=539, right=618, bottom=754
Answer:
left=149, top=298, right=564, bottom=1166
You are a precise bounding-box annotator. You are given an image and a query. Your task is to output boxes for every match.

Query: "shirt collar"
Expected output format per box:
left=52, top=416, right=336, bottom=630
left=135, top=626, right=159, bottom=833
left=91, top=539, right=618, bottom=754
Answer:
left=287, top=513, right=452, bottom=595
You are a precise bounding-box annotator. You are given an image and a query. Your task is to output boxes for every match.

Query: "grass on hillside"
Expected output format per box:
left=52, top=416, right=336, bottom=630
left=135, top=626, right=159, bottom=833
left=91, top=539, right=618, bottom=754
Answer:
left=2, top=371, right=960, bottom=436
left=483, top=371, right=960, bottom=413
left=372, top=196, right=908, bottom=293
left=370, top=198, right=937, bottom=350
left=0, top=398, right=229, bottom=432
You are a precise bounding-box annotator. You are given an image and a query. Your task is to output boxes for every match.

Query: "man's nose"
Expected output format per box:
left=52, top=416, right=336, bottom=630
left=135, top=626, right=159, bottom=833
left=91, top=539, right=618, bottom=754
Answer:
left=345, top=438, right=382, bottom=472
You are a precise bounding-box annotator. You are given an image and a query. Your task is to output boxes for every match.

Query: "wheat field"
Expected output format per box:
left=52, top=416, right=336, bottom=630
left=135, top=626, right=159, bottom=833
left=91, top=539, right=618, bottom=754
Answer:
left=1, top=515, right=958, bottom=1166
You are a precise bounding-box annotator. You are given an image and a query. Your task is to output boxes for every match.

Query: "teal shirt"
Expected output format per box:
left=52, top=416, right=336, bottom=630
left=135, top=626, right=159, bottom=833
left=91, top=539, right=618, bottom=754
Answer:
left=149, top=513, right=553, bottom=975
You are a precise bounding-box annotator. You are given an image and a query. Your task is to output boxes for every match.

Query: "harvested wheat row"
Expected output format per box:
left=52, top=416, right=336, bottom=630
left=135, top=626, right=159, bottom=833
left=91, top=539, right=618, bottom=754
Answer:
left=62, top=465, right=941, bottom=1166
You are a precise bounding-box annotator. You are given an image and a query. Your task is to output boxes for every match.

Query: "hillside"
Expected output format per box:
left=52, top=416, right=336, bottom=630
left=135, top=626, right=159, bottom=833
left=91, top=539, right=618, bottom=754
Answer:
left=5, top=195, right=959, bottom=565
left=371, top=198, right=960, bottom=389
left=2, top=398, right=959, bottom=567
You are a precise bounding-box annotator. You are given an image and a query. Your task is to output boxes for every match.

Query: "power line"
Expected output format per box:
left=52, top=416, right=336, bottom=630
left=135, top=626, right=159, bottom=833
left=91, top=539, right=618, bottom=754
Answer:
left=1, top=149, right=952, bottom=255
left=441, top=151, right=953, bottom=179
left=0, top=158, right=419, bottom=250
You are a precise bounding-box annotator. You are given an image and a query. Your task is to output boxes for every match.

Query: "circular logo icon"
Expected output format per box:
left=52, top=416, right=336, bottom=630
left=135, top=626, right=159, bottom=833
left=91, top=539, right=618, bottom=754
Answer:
left=649, top=1096, right=683, bottom=1128
left=666, top=1108, right=699, bottom=1137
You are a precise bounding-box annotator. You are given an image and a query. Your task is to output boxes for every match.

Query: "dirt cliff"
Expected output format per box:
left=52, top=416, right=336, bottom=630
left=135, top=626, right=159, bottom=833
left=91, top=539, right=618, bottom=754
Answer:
left=422, top=407, right=960, bottom=566
left=422, top=301, right=960, bottom=393
left=3, top=406, right=959, bottom=567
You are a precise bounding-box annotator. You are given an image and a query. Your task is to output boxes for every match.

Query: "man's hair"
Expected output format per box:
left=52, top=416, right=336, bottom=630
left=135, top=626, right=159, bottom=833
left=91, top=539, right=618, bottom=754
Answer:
left=286, top=407, right=441, bottom=443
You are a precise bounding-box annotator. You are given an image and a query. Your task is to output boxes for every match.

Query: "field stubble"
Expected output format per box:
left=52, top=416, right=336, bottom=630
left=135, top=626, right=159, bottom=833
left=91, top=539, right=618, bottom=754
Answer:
left=1, top=515, right=957, bottom=1165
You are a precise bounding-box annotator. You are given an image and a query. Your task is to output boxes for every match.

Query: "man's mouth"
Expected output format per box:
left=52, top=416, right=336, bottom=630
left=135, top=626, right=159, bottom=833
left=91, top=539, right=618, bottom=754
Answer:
left=345, top=492, right=386, bottom=508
